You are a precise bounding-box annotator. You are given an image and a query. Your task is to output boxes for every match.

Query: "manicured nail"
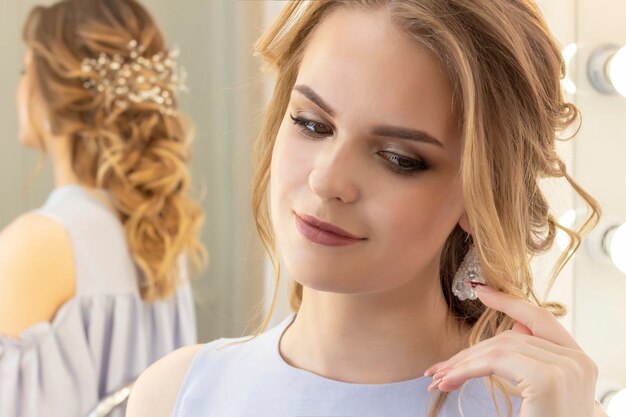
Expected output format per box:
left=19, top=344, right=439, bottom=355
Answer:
left=427, top=367, right=451, bottom=392
left=428, top=377, right=442, bottom=392
left=436, top=377, right=448, bottom=392
left=433, top=370, right=448, bottom=381
left=464, top=280, right=487, bottom=288
left=424, top=365, right=449, bottom=377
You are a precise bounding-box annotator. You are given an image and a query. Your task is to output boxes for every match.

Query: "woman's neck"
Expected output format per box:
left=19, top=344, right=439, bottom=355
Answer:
left=41, top=134, right=119, bottom=217
left=279, top=273, right=471, bottom=385
left=46, top=134, right=83, bottom=188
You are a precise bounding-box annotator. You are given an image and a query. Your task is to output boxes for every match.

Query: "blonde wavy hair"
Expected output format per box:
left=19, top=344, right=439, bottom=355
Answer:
left=22, top=0, right=206, bottom=301
left=236, top=0, right=604, bottom=416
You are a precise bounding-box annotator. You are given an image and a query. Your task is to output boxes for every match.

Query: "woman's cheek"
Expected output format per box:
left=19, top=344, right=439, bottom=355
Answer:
left=273, top=132, right=315, bottom=190
left=373, top=182, right=461, bottom=246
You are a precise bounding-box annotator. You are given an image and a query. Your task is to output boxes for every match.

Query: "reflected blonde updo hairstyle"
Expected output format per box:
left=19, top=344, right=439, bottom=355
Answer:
left=246, top=0, right=602, bottom=416
left=22, top=0, right=206, bottom=301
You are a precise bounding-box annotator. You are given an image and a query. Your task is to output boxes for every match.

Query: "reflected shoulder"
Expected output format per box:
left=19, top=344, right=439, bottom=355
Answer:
left=0, top=212, right=75, bottom=337
left=126, top=344, right=204, bottom=417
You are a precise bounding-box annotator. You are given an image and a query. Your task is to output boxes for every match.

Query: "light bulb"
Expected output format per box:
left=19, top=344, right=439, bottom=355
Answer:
left=556, top=209, right=577, bottom=250
left=588, top=44, right=626, bottom=97
left=607, top=388, right=626, bottom=417
left=561, top=43, right=578, bottom=95
left=608, top=223, right=626, bottom=274
left=584, top=216, right=626, bottom=274
left=609, top=46, right=626, bottom=98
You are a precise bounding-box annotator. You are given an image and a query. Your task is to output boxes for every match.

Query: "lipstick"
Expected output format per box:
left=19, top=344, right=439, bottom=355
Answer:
left=294, top=212, right=365, bottom=247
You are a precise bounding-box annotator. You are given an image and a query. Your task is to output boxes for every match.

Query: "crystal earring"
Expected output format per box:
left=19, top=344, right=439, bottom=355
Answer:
left=451, top=245, right=485, bottom=301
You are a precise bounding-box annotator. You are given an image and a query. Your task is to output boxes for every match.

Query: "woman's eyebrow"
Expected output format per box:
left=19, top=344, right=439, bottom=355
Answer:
left=293, top=84, right=335, bottom=116
left=371, top=125, right=444, bottom=148
left=293, top=84, right=444, bottom=148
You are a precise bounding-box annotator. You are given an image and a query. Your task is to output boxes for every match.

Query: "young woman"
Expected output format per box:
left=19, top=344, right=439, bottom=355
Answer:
left=127, top=1, right=606, bottom=416
left=0, top=1, right=204, bottom=416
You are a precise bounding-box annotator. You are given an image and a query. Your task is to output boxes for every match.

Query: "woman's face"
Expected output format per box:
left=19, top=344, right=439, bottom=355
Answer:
left=16, top=49, right=41, bottom=148
left=270, top=7, right=467, bottom=294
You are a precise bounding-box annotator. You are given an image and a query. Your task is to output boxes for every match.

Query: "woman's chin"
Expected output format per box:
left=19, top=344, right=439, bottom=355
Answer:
left=287, top=268, right=376, bottom=295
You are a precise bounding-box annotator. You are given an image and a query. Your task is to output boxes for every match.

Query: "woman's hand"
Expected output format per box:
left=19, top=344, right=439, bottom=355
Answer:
left=424, top=284, right=607, bottom=417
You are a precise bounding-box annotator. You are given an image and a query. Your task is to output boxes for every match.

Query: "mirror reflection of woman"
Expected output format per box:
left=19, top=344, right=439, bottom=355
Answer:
left=0, top=1, right=205, bottom=416
left=129, top=1, right=607, bottom=417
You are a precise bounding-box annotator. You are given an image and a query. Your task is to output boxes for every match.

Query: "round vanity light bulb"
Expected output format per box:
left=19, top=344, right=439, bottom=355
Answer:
left=556, top=209, right=576, bottom=251
left=609, top=46, right=626, bottom=98
left=607, top=388, right=626, bottom=417
left=561, top=43, right=578, bottom=95
left=609, top=223, right=626, bottom=274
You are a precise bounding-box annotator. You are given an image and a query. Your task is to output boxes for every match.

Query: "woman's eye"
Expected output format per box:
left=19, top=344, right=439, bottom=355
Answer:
left=379, top=151, right=429, bottom=175
left=290, top=114, right=333, bottom=138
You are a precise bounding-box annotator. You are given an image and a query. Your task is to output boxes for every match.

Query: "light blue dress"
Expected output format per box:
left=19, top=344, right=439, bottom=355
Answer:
left=173, top=313, right=522, bottom=417
left=0, top=185, right=196, bottom=417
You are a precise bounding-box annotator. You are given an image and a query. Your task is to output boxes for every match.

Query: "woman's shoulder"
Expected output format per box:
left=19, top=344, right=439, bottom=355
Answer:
left=0, top=211, right=71, bottom=251
left=126, top=343, right=206, bottom=417
left=126, top=334, right=254, bottom=417
left=0, top=212, right=74, bottom=337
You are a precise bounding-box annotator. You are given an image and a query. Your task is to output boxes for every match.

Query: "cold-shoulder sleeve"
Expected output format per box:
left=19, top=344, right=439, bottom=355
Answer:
left=0, top=282, right=196, bottom=417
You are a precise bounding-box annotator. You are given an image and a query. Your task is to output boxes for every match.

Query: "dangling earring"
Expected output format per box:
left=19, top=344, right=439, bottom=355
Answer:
left=451, top=245, right=485, bottom=301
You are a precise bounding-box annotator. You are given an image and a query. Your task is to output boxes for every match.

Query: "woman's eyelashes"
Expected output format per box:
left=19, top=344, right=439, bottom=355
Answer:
left=378, top=151, right=429, bottom=175
left=290, top=114, right=333, bottom=138
left=289, top=113, right=430, bottom=176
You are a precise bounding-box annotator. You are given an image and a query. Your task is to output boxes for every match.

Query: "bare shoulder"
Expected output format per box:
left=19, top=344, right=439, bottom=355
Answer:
left=0, top=212, right=75, bottom=337
left=126, top=344, right=204, bottom=417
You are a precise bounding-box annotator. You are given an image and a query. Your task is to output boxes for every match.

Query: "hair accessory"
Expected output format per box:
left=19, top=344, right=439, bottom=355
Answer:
left=80, top=39, right=188, bottom=116
left=451, top=245, right=485, bottom=301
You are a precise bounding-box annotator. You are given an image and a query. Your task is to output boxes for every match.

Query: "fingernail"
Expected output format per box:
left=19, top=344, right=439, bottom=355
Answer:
left=427, top=368, right=451, bottom=392
left=475, top=284, right=491, bottom=292
left=428, top=377, right=442, bottom=392
left=424, top=364, right=449, bottom=377
left=464, top=281, right=487, bottom=289
left=437, top=377, right=448, bottom=392
left=433, top=369, right=448, bottom=380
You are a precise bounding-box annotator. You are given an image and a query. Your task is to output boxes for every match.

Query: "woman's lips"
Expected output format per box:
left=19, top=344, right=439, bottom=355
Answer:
left=294, top=212, right=366, bottom=247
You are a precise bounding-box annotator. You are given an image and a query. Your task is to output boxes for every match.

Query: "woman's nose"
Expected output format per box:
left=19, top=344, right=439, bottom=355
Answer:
left=308, top=139, right=361, bottom=204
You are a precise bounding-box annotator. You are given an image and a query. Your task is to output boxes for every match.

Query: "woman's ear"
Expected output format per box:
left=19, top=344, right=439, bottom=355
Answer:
left=458, top=211, right=472, bottom=235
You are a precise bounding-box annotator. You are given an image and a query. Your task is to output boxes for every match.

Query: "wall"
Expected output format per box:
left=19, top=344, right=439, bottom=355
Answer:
left=535, top=0, right=626, bottom=392
left=0, top=1, right=54, bottom=223
left=574, top=0, right=626, bottom=390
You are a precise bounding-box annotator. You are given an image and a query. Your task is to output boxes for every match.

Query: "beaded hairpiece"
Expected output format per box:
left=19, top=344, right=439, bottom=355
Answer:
left=80, top=39, right=188, bottom=116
